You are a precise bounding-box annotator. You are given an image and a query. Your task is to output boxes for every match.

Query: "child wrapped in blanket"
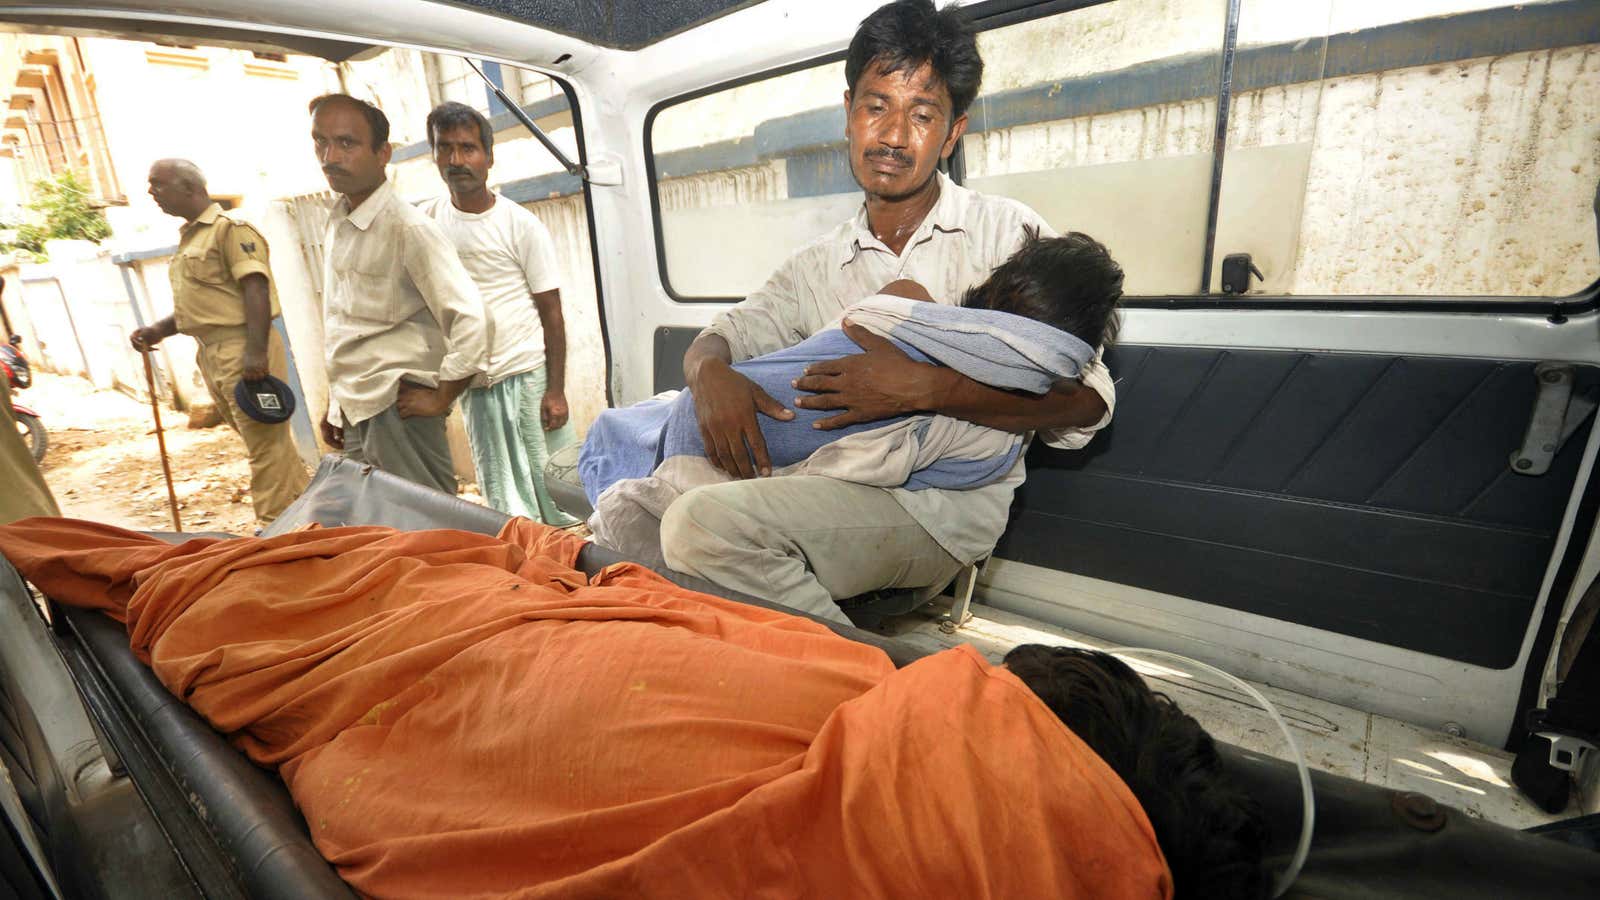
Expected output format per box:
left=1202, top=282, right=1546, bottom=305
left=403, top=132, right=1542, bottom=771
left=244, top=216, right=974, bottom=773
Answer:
left=581, top=229, right=1123, bottom=566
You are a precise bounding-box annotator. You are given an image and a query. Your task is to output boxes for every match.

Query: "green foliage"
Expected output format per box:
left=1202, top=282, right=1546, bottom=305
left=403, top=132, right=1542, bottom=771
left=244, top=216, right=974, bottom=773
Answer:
left=10, top=170, right=112, bottom=257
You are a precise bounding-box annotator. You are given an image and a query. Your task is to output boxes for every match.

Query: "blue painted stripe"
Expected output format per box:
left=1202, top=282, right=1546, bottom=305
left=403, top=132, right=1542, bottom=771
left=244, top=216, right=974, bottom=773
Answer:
left=480, top=60, right=509, bottom=117
left=500, top=171, right=584, bottom=203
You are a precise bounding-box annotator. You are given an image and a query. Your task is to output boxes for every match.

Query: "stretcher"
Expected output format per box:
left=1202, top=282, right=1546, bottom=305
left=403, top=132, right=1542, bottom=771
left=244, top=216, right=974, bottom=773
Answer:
left=1, top=455, right=1596, bottom=898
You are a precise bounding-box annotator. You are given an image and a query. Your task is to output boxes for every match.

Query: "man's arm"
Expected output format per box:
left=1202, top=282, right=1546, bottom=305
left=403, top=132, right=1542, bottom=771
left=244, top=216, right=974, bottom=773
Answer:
left=515, top=214, right=570, bottom=431
left=130, top=316, right=178, bottom=351
left=397, top=222, right=488, bottom=418
left=791, top=320, right=1107, bottom=433
left=240, top=274, right=272, bottom=381
left=221, top=221, right=278, bottom=381
left=681, top=250, right=828, bottom=479
left=531, top=288, right=569, bottom=431
left=683, top=332, right=795, bottom=479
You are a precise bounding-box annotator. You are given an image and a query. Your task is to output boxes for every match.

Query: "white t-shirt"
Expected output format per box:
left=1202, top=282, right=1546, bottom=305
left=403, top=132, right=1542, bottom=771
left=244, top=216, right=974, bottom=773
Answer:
left=421, top=192, right=562, bottom=385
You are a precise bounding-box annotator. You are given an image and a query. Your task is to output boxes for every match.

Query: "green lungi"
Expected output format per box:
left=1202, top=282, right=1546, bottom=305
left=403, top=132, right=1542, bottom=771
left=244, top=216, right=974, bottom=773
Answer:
left=460, top=366, right=579, bottom=526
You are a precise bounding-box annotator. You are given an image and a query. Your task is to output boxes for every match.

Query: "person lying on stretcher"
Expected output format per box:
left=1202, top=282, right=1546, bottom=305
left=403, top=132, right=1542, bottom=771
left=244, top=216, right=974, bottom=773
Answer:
left=0, top=516, right=1270, bottom=898
left=580, top=230, right=1123, bottom=571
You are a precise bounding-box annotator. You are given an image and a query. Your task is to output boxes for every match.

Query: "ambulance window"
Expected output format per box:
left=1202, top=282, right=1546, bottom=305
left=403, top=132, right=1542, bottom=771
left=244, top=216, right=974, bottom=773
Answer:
left=1207, top=0, right=1599, bottom=298
left=649, top=60, right=856, bottom=301
left=962, top=0, right=1229, bottom=297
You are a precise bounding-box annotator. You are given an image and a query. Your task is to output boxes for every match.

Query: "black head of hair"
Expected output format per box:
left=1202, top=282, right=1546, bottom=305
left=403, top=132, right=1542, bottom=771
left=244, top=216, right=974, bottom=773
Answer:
left=308, top=93, right=391, bottom=149
left=426, top=101, right=495, bottom=155
left=845, top=0, right=984, bottom=119
left=1003, top=644, right=1270, bottom=900
left=961, top=227, right=1124, bottom=348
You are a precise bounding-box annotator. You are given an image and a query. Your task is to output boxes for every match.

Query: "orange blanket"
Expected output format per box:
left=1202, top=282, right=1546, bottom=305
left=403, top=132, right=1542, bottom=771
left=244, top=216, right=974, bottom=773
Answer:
left=0, top=517, right=1170, bottom=899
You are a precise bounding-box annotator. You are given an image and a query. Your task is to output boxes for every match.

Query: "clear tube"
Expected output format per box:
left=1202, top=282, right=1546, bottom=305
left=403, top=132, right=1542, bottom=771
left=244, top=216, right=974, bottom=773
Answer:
left=1106, top=647, right=1314, bottom=898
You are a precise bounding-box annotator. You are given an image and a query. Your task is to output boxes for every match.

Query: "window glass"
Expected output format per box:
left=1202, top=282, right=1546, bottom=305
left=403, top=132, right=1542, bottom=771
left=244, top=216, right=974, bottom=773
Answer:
left=961, top=0, right=1228, bottom=296
left=1213, top=0, right=1599, bottom=296
left=651, top=61, right=859, bottom=299
left=650, top=0, right=1231, bottom=300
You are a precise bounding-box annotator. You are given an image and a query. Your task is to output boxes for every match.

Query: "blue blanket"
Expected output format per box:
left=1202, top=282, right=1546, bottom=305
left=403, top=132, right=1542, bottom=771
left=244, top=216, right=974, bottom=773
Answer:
left=579, top=298, right=1095, bottom=506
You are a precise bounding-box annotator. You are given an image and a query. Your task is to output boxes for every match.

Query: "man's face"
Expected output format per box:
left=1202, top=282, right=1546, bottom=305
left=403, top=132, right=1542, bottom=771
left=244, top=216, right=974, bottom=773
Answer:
left=312, top=101, right=390, bottom=199
left=844, top=60, right=968, bottom=202
left=432, top=123, right=492, bottom=196
left=147, top=165, right=185, bottom=217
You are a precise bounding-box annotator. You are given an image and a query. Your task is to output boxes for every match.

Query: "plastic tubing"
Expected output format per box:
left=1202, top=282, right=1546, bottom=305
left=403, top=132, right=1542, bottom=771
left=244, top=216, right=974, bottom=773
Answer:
left=1106, top=647, right=1314, bottom=898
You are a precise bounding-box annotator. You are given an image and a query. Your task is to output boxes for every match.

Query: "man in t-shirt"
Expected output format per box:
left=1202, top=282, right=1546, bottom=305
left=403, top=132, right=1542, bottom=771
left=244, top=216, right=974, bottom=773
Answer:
left=420, top=102, right=578, bottom=525
left=667, top=0, right=1115, bottom=623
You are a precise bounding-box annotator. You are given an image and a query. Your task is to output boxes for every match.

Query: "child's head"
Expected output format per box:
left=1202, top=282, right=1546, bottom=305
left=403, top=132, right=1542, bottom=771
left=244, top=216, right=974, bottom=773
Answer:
left=1004, top=644, right=1270, bottom=899
left=962, top=228, right=1123, bottom=348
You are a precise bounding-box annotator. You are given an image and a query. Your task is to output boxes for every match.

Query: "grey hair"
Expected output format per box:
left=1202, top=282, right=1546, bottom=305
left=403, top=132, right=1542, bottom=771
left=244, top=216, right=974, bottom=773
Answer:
left=152, top=158, right=207, bottom=193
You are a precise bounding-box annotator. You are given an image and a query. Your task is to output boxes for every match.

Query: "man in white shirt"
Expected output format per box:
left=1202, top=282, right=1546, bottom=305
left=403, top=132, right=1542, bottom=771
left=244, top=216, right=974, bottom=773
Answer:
left=663, top=0, right=1115, bottom=623
left=310, top=93, right=489, bottom=495
left=420, top=101, right=578, bottom=525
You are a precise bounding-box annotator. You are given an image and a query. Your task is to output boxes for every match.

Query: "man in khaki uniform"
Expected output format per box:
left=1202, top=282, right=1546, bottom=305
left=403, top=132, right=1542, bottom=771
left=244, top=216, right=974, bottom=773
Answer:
left=0, top=375, right=58, bottom=525
left=132, top=159, right=309, bottom=524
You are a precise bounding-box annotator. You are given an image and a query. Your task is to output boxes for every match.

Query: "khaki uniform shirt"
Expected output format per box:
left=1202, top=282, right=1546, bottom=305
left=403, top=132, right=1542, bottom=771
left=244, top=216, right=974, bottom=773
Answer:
left=321, top=178, right=488, bottom=427
left=170, top=203, right=280, bottom=335
left=704, top=173, right=1116, bottom=564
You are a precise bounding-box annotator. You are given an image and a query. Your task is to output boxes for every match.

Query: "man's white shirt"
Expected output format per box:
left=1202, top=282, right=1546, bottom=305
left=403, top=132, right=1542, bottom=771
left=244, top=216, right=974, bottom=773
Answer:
left=321, top=178, right=488, bottom=427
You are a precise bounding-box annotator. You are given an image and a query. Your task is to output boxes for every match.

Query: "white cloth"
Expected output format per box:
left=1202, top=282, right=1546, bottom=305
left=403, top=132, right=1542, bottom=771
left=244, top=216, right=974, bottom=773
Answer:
left=703, top=173, right=1116, bottom=564
left=321, top=178, right=488, bottom=427
left=419, top=192, right=562, bottom=385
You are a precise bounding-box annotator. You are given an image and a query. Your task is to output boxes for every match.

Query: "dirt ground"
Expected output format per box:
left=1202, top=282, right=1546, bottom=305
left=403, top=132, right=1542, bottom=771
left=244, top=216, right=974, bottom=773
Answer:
left=22, top=371, right=486, bottom=535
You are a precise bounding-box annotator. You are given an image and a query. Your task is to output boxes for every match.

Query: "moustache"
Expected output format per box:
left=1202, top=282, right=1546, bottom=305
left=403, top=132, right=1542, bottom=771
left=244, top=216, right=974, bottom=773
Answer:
left=445, top=167, right=475, bottom=178
left=864, top=148, right=913, bottom=165
left=322, top=166, right=349, bottom=177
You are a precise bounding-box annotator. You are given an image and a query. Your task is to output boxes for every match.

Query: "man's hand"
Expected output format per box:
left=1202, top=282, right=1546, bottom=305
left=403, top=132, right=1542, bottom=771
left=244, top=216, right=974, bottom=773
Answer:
left=130, top=326, right=163, bottom=353
left=792, top=320, right=944, bottom=430
left=395, top=380, right=454, bottom=418
left=690, top=358, right=794, bottom=478
left=320, top=416, right=345, bottom=450
left=242, top=345, right=269, bottom=382
left=541, top=390, right=569, bottom=431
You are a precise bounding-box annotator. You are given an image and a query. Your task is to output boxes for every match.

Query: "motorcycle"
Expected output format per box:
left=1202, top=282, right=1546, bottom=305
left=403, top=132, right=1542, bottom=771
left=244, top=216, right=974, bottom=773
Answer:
left=1, top=334, right=46, bottom=463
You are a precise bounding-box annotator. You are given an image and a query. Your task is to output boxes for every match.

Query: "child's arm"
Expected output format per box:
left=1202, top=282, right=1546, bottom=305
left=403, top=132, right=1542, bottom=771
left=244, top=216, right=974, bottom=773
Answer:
left=791, top=320, right=1107, bottom=434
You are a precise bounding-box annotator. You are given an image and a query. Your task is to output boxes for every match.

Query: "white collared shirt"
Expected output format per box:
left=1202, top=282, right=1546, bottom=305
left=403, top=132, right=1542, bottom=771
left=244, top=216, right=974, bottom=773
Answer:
left=704, top=172, right=1116, bottom=564
left=321, top=178, right=489, bottom=427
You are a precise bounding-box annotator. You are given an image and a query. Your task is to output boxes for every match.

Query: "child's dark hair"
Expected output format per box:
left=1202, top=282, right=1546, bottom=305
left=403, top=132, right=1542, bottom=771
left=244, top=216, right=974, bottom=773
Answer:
left=962, top=227, right=1123, bottom=348
left=1004, top=644, right=1270, bottom=900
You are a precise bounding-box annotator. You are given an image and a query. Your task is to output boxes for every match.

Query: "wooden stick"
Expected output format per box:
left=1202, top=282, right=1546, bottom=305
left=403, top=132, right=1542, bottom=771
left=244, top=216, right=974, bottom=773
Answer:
left=141, top=351, right=181, bottom=532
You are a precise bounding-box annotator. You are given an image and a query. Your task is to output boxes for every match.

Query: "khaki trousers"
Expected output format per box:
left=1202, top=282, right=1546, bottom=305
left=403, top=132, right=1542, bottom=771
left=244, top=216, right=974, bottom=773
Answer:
left=194, top=326, right=309, bottom=524
left=658, top=475, right=963, bottom=624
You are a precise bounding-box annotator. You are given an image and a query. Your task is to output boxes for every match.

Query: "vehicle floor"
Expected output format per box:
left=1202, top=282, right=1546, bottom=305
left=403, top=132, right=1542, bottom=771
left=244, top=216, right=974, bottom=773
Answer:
left=872, top=597, right=1575, bottom=830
